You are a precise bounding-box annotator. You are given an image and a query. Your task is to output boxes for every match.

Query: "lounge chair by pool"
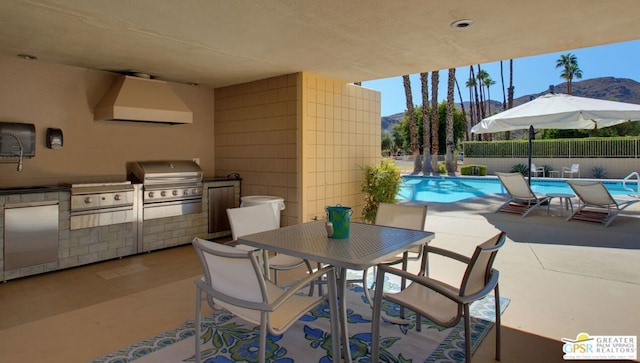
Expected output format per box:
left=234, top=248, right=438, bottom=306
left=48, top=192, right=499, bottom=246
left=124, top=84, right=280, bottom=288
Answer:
left=496, top=172, right=551, bottom=217
left=566, top=180, right=639, bottom=227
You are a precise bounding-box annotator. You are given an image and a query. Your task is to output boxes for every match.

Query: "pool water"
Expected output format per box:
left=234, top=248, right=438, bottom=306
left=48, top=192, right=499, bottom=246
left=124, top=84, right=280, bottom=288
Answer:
left=398, top=176, right=639, bottom=203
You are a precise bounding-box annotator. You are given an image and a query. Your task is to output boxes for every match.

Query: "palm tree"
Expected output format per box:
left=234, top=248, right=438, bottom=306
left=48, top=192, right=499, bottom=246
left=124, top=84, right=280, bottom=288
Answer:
left=420, top=72, right=433, bottom=174
left=476, top=69, right=493, bottom=117
left=454, top=78, right=468, bottom=141
left=430, top=71, right=439, bottom=171
left=466, top=67, right=479, bottom=140
left=505, top=59, right=514, bottom=140
left=482, top=72, right=496, bottom=116
left=445, top=68, right=456, bottom=174
left=476, top=66, right=487, bottom=121
left=555, top=53, right=583, bottom=94
left=500, top=60, right=507, bottom=110
left=471, top=66, right=482, bottom=139
left=402, top=75, right=421, bottom=173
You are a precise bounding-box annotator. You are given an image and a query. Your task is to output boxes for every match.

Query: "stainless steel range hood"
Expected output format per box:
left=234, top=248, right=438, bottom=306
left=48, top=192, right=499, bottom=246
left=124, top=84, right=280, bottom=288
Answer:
left=94, top=75, right=193, bottom=124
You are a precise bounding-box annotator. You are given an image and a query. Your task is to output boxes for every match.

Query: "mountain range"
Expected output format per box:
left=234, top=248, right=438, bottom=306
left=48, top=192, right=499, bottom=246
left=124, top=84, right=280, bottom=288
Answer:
left=381, top=77, right=640, bottom=131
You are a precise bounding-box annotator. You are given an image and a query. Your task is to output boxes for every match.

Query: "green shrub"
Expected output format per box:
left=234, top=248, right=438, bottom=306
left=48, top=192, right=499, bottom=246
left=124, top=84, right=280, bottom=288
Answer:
left=592, top=166, right=607, bottom=179
left=361, top=159, right=401, bottom=223
left=511, top=163, right=528, bottom=176
left=437, top=162, right=447, bottom=174
left=460, top=164, right=487, bottom=176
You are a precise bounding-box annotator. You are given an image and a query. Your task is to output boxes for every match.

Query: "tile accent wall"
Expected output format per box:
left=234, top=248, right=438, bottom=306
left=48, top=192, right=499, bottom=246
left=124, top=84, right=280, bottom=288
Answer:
left=214, top=72, right=381, bottom=226
left=301, top=73, right=381, bottom=222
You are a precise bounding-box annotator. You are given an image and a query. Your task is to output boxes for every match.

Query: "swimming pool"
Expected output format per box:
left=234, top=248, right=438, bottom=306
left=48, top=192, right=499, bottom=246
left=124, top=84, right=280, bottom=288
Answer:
left=397, top=175, right=639, bottom=203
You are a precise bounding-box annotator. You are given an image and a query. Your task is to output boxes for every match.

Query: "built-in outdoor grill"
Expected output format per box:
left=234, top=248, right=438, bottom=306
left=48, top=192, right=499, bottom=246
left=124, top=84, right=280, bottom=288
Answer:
left=69, top=181, right=137, bottom=230
left=127, top=160, right=204, bottom=220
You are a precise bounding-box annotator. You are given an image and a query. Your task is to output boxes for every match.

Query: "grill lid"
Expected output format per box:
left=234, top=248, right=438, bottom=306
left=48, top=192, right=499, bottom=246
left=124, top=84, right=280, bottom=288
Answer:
left=127, top=160, right=203, bottom=185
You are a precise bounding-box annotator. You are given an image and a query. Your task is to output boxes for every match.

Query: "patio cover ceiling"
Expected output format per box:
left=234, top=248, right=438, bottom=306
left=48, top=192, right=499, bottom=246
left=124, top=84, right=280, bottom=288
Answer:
left=1, top=0, right=639, bottom=88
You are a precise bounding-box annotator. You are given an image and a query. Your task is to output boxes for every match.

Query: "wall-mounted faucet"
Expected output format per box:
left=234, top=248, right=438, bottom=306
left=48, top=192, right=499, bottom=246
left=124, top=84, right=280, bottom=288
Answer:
left=0, top=132, right=24, bottom=172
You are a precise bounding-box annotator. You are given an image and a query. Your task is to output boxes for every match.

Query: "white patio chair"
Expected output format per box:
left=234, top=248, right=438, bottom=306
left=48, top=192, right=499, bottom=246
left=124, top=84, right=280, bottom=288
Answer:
left=370, top=231, right=506, bottom=363
left=361, top=203, right=428, bottom=307
left=562, top=163, right=580, bottom=178
left=530, top=163, right=545, bottom=177
left=496, top=172, right=551, bottom=217
left=192, top=238, right=340, bottom=363
left=566, top=180, right=639, bottom=227
left=227, top=204, right=315, bottom=294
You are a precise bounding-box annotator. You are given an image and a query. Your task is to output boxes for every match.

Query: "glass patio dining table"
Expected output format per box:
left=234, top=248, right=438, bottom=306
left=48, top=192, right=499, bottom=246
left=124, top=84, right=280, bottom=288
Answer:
left=236, top=219, right=435, bottom=362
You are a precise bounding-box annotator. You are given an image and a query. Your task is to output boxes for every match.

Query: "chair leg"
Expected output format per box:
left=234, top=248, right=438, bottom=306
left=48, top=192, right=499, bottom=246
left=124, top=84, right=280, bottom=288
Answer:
left=316, top=262, right=325, bottom=296
left=495, top=285, right=502, bottom=361
left=326, top=271, right=341, bottom=362
left=400, top=254, right=408, bottom=319
left=195, top=287, right=202, bottom=363
left=259, top=314, right=268, bottom=363
left=370, top=269, right=386, bottom=363
left=464, top=305, right=472, bottom=363
left=362, top=267, right=374, bottom=307
left=304, top=259, right=315, bottom=296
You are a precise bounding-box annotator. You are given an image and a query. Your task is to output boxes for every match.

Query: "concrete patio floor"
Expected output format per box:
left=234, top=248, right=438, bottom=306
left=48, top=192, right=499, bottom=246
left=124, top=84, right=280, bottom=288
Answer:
left=0, top=193, right=637, bottom=362
left=408, top=193, right=640, bottom=362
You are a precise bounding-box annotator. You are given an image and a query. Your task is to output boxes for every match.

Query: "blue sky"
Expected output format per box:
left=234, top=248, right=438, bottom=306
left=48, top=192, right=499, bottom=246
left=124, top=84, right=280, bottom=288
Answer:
left=361, top=39, right=640, bottom=116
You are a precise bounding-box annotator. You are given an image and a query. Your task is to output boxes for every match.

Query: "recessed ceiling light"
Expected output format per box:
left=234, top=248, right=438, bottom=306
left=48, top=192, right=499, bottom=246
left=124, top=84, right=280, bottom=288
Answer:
left=17, top=53, right=38, bottom=60
left=451, top=19, right=474, bottom=29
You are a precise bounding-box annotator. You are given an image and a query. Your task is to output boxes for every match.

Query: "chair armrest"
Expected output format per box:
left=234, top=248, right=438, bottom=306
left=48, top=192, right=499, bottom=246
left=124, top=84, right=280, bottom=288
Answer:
left=377, top=264, right=461, bottom=302
left=269, top=265, right=335, bottom=308
left=195, top=265, right=336, bottom=312
left=424, top=245, right=472, bottom=264
left=194, top=277, right=271, bottom=311
left=377, top=265, right=500, bottom=305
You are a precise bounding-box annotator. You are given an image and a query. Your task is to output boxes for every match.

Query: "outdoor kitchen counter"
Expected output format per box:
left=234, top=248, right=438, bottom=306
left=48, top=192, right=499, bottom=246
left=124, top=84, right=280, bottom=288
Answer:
left=0, top=177, right=241, bottom=281
left=0, top=185, right=67, bottom=195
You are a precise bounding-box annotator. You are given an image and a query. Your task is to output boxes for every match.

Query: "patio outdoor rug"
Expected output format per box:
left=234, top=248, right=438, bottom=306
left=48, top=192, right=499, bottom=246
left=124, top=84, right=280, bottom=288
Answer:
left=92, top=281, right=510, bottom=363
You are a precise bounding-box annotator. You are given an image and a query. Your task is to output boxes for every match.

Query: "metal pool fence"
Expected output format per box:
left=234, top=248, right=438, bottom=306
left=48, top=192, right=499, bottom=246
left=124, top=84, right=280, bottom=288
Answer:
left=464, top=137, right=640, bottom=158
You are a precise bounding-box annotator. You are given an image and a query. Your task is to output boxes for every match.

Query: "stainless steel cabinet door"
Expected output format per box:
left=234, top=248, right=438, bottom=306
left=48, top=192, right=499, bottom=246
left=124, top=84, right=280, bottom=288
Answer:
left=4, top=202, right=59, bottom=271
left=208, top=186, right=234, bottom=233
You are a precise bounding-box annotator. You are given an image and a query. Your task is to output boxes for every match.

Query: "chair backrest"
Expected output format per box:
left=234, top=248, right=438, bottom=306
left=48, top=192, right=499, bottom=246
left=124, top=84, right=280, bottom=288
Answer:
left=567, top=180, right=615, bottom=207
left=459, top=232, right=506, bottom=297
left=192, top=237, right=267, bottom=324
left=375, top=203, right=428, bottom=230
left=227, top=204, right=280, bottom=240
left=496, top=172, right=535, bottom=199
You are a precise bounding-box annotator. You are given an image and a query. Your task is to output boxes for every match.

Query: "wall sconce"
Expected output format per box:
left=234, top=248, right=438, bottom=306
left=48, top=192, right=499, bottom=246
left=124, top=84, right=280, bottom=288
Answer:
left=46, top=128, right=63, bottom=149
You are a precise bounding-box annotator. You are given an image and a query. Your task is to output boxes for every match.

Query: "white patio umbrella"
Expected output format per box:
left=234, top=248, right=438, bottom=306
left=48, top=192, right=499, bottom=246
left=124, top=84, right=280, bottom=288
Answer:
left=470, top=93, right=640, bottom=182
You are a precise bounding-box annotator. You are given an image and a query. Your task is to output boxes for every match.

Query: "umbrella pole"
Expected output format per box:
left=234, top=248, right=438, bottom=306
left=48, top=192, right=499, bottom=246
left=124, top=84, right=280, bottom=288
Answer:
left=528, top=125, right=534, bottom=185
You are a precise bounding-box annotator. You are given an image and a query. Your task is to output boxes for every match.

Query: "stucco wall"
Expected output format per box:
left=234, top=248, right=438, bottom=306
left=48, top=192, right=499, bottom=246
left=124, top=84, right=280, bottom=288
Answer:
left=0, top=55, right=216, bottom=187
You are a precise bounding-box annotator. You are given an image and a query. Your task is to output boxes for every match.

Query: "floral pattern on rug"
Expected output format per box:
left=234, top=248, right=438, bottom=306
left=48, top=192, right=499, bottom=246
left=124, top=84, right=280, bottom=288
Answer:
left=92, top=283, right=509, bottom=363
